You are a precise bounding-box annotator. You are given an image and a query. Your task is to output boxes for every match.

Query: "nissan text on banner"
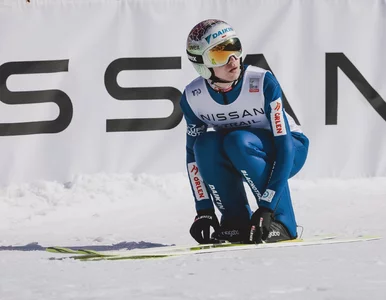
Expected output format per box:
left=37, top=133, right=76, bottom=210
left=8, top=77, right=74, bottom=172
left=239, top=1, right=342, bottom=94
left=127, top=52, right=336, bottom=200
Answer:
left=0, top=0, right=385, bottom=185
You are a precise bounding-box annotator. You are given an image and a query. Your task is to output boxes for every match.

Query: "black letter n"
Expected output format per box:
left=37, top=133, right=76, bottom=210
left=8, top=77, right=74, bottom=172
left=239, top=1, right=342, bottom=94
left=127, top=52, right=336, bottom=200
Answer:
left=326, top=53, right=386, bottom=124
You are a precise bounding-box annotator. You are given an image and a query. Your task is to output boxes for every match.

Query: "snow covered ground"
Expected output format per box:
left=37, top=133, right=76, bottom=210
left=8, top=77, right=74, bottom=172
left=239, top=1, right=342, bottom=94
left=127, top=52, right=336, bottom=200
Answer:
left=1, top=173, right=386, bottom=300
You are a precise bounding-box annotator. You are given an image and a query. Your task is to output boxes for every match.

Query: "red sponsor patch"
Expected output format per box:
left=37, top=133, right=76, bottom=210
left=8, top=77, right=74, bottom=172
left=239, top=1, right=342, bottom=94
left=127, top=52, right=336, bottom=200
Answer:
left=270, top=99, right=287, bottom=136
left=188, top=162, right=209, bottom=200
left=274, top=112, right=283, bottom=134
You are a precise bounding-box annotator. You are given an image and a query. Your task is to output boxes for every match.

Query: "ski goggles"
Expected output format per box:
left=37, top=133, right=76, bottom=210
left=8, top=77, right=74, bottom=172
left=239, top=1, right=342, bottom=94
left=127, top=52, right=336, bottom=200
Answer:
left=187, top=37, right=242, bottom=67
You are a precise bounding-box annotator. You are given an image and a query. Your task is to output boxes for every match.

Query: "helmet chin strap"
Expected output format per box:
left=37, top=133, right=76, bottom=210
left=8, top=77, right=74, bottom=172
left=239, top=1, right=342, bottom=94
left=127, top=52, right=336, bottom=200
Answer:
left=208, top=73, right=234, bottom=84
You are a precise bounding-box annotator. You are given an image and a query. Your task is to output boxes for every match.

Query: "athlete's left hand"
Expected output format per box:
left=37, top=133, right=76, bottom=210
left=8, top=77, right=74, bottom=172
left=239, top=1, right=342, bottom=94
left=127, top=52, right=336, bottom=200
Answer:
left=249, top=207, right=273, bottom=243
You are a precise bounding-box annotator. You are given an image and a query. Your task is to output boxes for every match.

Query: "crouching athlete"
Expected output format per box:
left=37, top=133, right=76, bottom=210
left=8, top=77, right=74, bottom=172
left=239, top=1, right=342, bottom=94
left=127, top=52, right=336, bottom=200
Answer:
left=181, top=19, right=309, bottom=244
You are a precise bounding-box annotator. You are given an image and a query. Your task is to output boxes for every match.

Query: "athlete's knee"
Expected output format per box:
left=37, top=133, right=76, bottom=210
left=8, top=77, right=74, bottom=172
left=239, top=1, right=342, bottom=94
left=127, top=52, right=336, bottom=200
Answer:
left=300, top=134, right=310, bottom=150
left=290, top=133, right=310, bottom=177
left=223, top=130, right=266, bottom=159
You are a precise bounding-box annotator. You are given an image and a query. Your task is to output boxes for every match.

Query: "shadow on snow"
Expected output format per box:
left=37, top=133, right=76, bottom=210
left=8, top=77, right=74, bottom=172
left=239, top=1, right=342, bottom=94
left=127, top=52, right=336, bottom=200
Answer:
left=0, top=241, right=173, bottom=252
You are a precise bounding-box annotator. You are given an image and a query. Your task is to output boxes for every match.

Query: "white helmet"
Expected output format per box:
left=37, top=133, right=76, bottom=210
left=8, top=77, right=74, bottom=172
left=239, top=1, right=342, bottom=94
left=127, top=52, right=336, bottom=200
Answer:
left=186, top=19, right=243, bottom=80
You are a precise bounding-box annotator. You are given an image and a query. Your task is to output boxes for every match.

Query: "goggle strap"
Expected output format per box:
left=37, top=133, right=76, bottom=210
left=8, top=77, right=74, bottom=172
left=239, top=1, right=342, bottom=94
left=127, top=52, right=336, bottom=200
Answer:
left=186, top=50, right=204, bottom=64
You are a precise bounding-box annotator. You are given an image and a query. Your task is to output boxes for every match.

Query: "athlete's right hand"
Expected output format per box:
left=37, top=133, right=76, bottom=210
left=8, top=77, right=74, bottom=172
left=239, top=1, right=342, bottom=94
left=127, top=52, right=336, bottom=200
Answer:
left=189, top=209, right=220, bottom=244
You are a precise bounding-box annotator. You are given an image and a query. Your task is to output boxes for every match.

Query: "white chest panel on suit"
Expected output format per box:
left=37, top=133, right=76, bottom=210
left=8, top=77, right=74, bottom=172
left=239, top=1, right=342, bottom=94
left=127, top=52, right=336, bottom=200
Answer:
left=185, top=66, right=271, bottom=131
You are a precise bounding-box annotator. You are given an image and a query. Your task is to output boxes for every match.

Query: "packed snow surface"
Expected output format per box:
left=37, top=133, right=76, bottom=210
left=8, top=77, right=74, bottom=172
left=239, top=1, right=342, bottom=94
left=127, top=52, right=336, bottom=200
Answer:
left=1, top=173, right=385, bottom=300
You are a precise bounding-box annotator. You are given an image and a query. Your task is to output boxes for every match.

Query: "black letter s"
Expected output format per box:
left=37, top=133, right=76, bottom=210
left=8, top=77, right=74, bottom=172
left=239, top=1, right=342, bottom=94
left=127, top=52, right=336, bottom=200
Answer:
left=0, top=60, right=73, bottom=136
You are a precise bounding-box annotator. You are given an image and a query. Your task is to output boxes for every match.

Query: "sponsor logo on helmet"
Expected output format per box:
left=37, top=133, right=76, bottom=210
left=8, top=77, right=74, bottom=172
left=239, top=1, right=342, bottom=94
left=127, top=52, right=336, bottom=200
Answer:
left=187, top=54, right=197, bottom=62
left=205, top=27, right=234, bottom=44
left=188, top=45, right=200, bottom=51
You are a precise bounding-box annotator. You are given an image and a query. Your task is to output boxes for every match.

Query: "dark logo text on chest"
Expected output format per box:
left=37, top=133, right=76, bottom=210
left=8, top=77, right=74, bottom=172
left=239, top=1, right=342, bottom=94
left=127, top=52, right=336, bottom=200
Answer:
left=200, top=108, right=264, bottom=122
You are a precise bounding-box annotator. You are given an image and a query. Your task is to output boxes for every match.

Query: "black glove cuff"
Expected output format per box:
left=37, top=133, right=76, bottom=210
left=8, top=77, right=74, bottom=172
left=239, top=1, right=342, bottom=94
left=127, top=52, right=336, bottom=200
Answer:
left=197, top=209, right=215, bottom=216
left=258, top=207, right=273, bottom=214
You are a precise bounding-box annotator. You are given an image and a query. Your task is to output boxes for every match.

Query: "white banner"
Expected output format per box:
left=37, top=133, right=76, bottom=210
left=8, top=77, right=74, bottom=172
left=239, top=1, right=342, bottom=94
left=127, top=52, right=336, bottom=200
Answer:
left=0, top=0, right=386, bottom=185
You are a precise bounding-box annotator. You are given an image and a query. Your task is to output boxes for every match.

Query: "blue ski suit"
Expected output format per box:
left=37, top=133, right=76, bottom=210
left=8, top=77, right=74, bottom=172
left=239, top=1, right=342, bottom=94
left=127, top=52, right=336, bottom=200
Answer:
left=180, top=65, right=309, bottom=237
